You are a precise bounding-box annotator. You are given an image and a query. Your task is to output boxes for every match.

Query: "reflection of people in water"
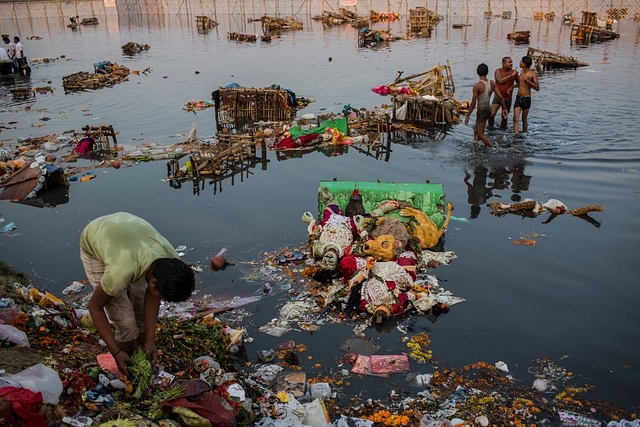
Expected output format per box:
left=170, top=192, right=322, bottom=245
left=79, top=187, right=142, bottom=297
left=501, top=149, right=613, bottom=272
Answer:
left=488, top=167, right=510, bottom=191
left=464, top=166, right=493, bottom=219
left=510, top=162, right=531, bottom=201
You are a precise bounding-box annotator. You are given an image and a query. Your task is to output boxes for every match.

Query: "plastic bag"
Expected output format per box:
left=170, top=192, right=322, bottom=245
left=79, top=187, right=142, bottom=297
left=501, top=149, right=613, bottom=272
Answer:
left=420, top=414, right=452, bottom=427
left=0, top=324, right=30, bottom=347
left=0, top=363, right=63, bottom=405
left=185, top=123, right=197, bottom=144
left=336, top=415, right=374, bottom=427
left=292, top=398, right=330, bottom=427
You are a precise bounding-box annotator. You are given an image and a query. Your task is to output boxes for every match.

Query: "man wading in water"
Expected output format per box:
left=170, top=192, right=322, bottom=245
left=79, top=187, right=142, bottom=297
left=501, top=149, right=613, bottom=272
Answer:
left=465, top=63, right=507, bottom=148
left=513, top=56, right=540, bottom=134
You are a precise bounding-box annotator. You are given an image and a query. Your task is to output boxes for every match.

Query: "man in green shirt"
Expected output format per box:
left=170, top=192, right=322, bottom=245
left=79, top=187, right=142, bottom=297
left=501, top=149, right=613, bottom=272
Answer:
left=80, top=212, right=195, bottom=375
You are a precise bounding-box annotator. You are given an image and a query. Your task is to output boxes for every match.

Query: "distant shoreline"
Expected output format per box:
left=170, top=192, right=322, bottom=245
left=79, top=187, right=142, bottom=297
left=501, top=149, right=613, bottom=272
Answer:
left=0, top=0, right=616, bottom=21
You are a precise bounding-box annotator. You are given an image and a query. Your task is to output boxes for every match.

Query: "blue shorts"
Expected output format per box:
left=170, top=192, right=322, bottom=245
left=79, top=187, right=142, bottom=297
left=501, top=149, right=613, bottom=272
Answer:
left=514, top=95, right=531, bottom=110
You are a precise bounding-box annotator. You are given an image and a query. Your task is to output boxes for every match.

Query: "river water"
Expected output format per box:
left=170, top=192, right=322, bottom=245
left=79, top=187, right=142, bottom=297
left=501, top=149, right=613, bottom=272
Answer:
left=1, top=13, right=639, bottom=415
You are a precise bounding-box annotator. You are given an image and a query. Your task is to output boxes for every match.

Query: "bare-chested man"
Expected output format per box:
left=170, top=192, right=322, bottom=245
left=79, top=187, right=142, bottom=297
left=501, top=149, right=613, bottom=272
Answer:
left=513, top=56, right=540, bottom=134
left=488, top=57, right=518, bottom=129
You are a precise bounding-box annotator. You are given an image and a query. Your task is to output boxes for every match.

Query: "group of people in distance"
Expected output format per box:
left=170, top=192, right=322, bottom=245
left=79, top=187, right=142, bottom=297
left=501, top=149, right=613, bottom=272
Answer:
left=465, top=56, right=540, bottom=147
left=0, top=35, right=30, bottom=77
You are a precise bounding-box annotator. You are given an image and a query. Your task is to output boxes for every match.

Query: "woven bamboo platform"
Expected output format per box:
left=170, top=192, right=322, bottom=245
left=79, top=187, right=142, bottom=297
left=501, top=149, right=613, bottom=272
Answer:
left=391, top=60, right=455, bottom=98
left=212, top=87, right=296, bottom=131
left=527, top=47, right=589, bottom=70
left=261, top=16, right=303, bottom=32
left=507, top=30, right=531, bottom=44
left=10, top=87, right=34, bottom=100
left=571, top=11, right=620, bottom=42
left=196, top=16, right=217, bottom=30
left=407, top=7, right=441, bottom=34
left=74, top=125, right=118, bottom=151
left=62, top=64, right=130, bottom=92
left=166, top=131, right=268, bottom=195
left=391, top=95, right=456, bottom=126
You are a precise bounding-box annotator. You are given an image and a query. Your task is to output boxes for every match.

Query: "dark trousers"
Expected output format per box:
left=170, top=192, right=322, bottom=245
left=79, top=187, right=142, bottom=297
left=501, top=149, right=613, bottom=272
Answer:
left=17, top=57, right=30, bottom=76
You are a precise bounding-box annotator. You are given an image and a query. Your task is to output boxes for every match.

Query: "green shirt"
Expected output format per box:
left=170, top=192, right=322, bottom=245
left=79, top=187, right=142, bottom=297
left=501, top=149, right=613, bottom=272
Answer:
left=80, top=212, right=179, bottom=296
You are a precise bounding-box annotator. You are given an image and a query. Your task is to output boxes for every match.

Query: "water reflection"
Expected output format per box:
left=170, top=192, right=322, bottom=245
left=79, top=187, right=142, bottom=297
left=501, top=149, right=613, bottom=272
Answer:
left=463, top=161, right=533, bottom=218
left=463, top=166, right=491, bottom=219
left=16, top=183, right=69, bottom=208
left=275, top=145, right=349, bottom=161
left=166, top=141, right=269, bottom=196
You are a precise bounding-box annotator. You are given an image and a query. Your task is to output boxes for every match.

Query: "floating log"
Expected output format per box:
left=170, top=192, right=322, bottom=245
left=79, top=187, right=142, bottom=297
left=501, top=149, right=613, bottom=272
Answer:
left=80, top=17, right=99, bottom=25
left=228, top=32, right=257, bottom=42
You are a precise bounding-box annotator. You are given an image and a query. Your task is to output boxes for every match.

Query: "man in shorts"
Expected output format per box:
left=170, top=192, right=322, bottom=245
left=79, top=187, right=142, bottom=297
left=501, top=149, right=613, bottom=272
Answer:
left=513, top=56, right=540, bottom=134
left=80, top=212, right=195, bottom=375
left=465, top=63, right=508, bottom=147
left=488, top=57, right=518, bottom=129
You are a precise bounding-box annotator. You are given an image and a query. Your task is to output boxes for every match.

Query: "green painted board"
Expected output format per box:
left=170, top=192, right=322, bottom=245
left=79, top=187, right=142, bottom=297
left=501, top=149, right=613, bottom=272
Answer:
left=318, top=180, right=447, bottom=228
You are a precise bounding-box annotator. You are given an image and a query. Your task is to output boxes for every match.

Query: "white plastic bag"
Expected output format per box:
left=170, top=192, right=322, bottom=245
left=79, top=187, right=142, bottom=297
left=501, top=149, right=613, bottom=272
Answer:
left=0, top=363, right=63, bottom=405
left=0, top=324, right=30, bottom=347
left=420, top=414, right=452, bottom=427
left=336, top=415, right=374, bottom=427
left=294, top=398, right=330, bottom=427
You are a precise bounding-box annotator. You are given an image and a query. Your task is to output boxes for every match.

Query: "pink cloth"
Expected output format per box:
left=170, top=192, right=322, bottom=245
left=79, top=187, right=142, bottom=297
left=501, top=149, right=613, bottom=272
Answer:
left=96, top=353, right=124, bottom=376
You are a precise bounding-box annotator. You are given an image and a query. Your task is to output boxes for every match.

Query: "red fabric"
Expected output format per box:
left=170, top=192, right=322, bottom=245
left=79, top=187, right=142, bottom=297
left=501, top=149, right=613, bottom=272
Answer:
left=60, top=372, right=96, bottom=414
left=73, top=137, right=95, bottom=154
left=162, top=385, right=236, bottom=427
left=274, top=133, right=321, bottom=149
left=0, top=387, right=46, bottom=427
left=274, top=136, right=298, bottom=149
left=340, top=255, right=358, bottom=283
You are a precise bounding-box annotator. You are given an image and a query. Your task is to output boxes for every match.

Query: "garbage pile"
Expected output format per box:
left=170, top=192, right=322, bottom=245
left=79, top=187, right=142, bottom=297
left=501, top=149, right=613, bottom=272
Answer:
left=121, top=42, right=150, bottom=56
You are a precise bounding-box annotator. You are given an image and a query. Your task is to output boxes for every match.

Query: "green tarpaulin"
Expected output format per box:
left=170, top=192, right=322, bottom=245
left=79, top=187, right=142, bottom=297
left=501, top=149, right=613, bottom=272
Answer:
left=318, top=180, right=447, bottom=228
left=288, top=117, right=348, bottom=140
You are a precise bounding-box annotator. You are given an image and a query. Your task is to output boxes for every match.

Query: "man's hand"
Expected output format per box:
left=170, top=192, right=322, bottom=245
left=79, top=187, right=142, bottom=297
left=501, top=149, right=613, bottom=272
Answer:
left=114, top=350, right=132, bottom=377
left=502, top=109, right=509, bottom=119
left=465, top=115, right=470, bottom=125
left=144, top=340, right=159, bottom=365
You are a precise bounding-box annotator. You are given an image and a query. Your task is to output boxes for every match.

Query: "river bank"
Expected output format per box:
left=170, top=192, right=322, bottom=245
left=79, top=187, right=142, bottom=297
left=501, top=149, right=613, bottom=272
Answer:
left=1, top=258, right=637, bottom=427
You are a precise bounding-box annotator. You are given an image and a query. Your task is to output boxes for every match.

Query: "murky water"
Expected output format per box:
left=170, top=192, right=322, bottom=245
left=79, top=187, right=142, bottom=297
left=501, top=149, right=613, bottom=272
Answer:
left=1, top=14, right=640, bottom=413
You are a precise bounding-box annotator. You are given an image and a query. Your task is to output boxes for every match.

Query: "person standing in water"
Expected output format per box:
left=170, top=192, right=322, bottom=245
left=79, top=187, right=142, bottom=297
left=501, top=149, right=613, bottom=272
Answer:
left=488, top=57, right=519, bottom=129
left=465, top=63, right=507, bottom=148
left=513, top=56, right=540, bottom=134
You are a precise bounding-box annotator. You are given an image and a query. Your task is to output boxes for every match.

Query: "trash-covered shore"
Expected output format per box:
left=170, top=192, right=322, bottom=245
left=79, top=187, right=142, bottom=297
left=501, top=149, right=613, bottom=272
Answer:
left=0, top=255, right=636, bottom=427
